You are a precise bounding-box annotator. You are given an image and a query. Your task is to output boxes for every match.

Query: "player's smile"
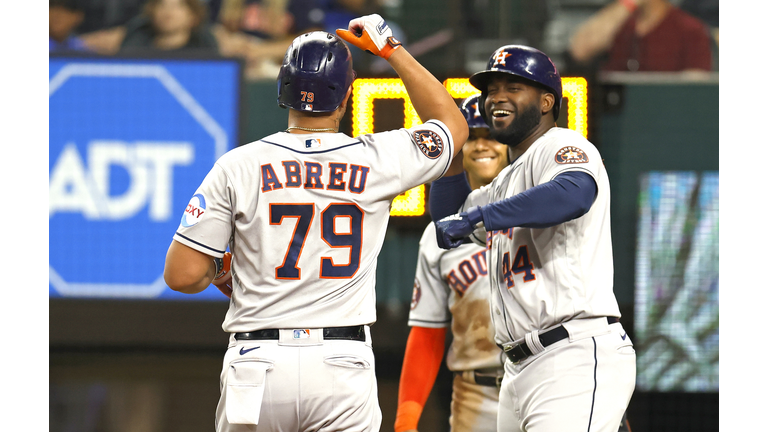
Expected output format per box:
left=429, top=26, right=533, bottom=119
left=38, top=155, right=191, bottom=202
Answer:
left=473, top=156, right=496, bottom=163
left=490, top=106, right=515, bottom=129
left=463, top=133, right=509, bottom=186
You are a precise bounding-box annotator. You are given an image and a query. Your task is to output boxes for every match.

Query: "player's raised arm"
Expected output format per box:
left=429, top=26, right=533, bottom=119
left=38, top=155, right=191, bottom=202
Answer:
left=336, top=15, right=468, bottom=157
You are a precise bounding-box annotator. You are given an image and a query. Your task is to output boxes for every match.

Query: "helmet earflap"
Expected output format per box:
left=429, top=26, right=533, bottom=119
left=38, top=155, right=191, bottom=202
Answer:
left=477, top=92, right=489, bottom=125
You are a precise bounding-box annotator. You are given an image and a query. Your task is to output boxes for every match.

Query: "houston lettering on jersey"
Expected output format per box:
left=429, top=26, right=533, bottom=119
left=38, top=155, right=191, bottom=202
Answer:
left=447, top=250, right=488, bottom=297
left=261, top=161, right=370, bottom=194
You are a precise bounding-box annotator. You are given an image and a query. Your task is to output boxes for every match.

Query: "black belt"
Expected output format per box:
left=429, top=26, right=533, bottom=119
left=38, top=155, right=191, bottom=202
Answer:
left=504, top=317, right=620, bottom=364
left=458, top=370, right=503, bottom=387
left=234, top=325, right=366, bottom=342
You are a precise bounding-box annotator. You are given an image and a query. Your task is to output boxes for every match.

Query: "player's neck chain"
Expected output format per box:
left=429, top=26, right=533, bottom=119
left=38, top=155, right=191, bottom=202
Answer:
left=285, top=126, right=338, bottom=133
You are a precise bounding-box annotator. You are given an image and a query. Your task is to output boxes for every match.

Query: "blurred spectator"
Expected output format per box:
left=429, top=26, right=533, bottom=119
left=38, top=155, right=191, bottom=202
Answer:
left=208, top=0, right=333, bottom=80
left=317, top=0, right=367, bottom=34
left=78, top=25, right=128, bottom=55
left=569, top=0, right=711, bottom=72
left=50, top=0, right=92, bottom=52
left=119, top=0, right=219, bottom=54
left=208, top=0, right=325, bottom=40
left=680, top=0, right=718, bottom=47
left=75, top=0, right=145, bottom=34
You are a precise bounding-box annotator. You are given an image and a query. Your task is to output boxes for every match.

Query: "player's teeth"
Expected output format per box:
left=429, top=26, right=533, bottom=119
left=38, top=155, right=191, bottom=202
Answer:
left=493, top=110, right=511, bottom=117
left=475, top=157, right=493, bottom=162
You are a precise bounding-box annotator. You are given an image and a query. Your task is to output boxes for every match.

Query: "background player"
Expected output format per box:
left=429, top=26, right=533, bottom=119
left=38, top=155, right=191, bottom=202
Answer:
left=429, top=45, right=635, bottom=432
left=163, top=14, right=468, bottom=432
left=395, top=94, right=508, bottom=432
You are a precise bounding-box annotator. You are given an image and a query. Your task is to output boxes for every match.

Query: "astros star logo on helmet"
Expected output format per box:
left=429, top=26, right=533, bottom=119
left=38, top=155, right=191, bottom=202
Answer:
left=471, top=103, right=481, bottom=118
left=492, top=51, right=511, bottom=67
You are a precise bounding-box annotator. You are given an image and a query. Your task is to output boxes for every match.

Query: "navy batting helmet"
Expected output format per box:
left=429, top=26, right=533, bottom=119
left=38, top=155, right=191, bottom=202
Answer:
left=469, top=45, right=562, bottom=121
left=460, top=94, right=489, bottom=130
left=277, top=31, right=356, bottom=113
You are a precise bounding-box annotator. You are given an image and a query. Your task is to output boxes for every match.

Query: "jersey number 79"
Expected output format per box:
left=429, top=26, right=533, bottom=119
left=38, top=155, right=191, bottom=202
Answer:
left=270, top=203, right=363, bottom=280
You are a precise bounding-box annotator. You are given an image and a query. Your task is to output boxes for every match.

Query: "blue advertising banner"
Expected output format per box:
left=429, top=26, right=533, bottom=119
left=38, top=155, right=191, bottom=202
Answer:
left=49, top=56, right=241, bottom=300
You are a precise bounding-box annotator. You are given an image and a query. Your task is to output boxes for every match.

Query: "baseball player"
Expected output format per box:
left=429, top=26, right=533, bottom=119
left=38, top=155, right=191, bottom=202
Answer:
left=429, top=45, right=636, bottom=432
left=162, top=15, right=469, bottom=432
left=395, top=94, right=507, bottom=432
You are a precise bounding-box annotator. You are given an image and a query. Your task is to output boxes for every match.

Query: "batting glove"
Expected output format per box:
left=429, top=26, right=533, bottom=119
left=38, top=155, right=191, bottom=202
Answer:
left=213, top=252, right=233, bottom=298
left=336, top=14, right=402, bottom=59
left=435, top=206, right=485, bottom=250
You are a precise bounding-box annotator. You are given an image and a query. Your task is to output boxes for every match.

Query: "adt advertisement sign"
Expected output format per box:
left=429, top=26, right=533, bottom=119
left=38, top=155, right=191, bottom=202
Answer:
left=49, top=57, right=241, bottom=300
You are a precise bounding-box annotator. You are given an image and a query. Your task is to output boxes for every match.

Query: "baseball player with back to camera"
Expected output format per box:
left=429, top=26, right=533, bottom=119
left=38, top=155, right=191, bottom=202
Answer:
left=395, top=94, right=508, bottom=432
left=163, top=14, right=469, bottom=432
left=429, top=45, right=636, bottom=432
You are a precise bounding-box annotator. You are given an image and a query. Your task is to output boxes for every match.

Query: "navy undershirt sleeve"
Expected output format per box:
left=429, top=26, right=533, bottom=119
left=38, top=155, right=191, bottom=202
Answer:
left=480, top=171, right=598, bottom=230
left=429, top=173, right=472, bottom=222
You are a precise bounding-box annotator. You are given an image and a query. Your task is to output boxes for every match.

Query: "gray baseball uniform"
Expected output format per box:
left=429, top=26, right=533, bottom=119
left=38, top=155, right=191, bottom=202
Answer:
left=409, top=222, right=504, bottom=431
left=462, top=127, right=635, bottom=432
left=174, top=121, right=455, bottom=431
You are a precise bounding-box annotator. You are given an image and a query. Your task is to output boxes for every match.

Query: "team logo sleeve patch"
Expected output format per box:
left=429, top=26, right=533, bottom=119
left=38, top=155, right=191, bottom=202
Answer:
left=180, top=193, right=207, bottom=227
left=412, top=130, right=444, bottom=159
left=555, top=146, right=589, bottom=164
left=410, top=279, right=422, bottom=310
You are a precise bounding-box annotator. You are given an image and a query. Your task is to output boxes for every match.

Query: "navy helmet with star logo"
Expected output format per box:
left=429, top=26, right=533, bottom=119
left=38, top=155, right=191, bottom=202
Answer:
left=468, top=45, right=562, bottom=121
left=459, top=94, right=490, bottom=130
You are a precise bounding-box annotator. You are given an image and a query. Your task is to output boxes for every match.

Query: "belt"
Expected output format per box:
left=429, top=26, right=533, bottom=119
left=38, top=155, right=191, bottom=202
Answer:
left=504, top=317, right=620, bottom=364
left=459, top=370, right=503, bottom=387
left=234, top=325, right=366, bottom=342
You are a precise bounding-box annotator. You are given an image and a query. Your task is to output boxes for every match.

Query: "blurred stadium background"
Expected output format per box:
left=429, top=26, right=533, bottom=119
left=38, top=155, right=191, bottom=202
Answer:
left=48, top=0, right=719, bottom=431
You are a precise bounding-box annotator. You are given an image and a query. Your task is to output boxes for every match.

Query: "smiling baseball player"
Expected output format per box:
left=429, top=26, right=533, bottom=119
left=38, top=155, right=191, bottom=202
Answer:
left=395, top=95, right=508, bottom=432
left=429, top=45, right=636, bottom=432
left=163, top=16, right=468, bottom=432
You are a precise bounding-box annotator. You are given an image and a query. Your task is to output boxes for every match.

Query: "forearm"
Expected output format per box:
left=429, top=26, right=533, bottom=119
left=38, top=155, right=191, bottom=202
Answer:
left=429, top=172, right=472, bottom=222
left=480, top=171, right=597, bottom=230
left=569, top=0, right=634, bottom=63
left=395, top=326, right=447, bottom=432
left=442, top=150, right=465, bottom=177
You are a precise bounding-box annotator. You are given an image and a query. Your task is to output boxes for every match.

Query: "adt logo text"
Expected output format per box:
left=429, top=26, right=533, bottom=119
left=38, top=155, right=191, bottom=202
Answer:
left=49, top=140, right=193, bottom=221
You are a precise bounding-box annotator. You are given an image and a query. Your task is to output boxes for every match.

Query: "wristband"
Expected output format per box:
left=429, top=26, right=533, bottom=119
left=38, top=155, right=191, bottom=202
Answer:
left=619, top=0, right=637, bottom=12
left=382, top=36, right=402, bottom=60
left=213, top=257, right=225, bottom=279
left=466, top=206, right=485, bottom=229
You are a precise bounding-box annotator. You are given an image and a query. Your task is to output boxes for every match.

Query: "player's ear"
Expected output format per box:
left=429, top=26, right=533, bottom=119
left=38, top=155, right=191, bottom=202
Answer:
left=540, top=92, right=555, bottom=117
left=339, top=85, right=353, bottom=111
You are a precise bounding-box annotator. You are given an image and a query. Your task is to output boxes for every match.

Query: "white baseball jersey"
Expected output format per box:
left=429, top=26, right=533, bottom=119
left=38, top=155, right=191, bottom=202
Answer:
left=174, top=120, right=455, bottom=332
left=462, top=127, right=621, bottom=346
left=409, top=222, right=504, bottom=372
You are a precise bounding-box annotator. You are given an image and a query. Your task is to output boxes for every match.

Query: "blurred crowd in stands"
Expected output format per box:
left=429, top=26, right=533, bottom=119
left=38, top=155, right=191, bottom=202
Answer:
left=49, top=0, right=718, bottom=80
left=569, top=0, right=716, bottom=73
left=49, top=0, right=372, bottom=79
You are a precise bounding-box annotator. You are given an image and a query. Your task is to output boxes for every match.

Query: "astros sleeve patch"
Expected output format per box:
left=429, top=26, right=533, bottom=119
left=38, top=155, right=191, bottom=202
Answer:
left=410, top=278, right=422, bottom=310
left=555, top=146, right=589, bottom=164
left=412, top=129, right=444, bottom=159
